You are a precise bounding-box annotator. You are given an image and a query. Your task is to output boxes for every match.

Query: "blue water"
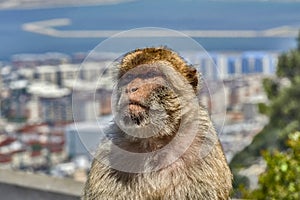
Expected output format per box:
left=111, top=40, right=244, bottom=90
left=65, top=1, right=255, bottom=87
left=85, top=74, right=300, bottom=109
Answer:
left=0, top=0, right=300, bottom=61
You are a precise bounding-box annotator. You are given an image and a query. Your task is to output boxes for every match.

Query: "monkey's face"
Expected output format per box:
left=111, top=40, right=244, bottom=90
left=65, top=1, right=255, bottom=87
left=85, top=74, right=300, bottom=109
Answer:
left=113, top=64, right=180, bottom=139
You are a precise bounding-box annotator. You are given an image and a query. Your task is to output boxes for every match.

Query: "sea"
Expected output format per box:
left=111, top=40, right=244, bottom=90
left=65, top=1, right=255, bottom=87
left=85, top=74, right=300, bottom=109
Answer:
left=0, top=0, right=300, bottom=61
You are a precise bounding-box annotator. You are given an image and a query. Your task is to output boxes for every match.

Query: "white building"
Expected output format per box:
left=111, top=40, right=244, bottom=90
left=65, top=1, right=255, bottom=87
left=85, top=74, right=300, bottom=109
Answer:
left=27, top=82, right=72, bottom=123
left=64, top=115, right=112, bottom=159
left=184, top=51, right=278, bottom=80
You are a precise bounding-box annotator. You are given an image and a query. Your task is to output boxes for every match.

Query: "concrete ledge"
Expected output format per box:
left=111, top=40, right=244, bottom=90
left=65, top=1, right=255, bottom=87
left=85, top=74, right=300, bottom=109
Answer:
left=0, top=169, right=84, bottom=200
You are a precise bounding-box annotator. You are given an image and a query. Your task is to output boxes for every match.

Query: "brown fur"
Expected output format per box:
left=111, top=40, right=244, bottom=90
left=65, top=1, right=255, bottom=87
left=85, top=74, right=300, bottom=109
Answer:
left=119, top=47, right=199, bottom=93
left=83, top=47, right=232, bottom=200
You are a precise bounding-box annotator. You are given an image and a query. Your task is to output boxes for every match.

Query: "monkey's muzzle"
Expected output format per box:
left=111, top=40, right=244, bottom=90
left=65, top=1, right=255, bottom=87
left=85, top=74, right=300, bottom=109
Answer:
left=128, top=102, right=147, bottom=115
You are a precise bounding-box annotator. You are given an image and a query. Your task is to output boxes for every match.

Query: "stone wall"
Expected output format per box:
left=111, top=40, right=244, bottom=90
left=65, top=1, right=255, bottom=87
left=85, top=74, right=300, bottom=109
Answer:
left=0, top=169, right=84, bottom=200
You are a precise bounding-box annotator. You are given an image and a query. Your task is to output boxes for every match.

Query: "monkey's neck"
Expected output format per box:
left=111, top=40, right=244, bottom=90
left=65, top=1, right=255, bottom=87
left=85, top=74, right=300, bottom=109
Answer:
left=112, top=129, right=177, bottom=153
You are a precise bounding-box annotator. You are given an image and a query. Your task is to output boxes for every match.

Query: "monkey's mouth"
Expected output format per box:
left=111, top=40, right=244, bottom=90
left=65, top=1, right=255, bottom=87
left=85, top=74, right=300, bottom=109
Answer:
left=122, top=102, right=148, bottom=126
left=128, top=102, right=147, bottom=113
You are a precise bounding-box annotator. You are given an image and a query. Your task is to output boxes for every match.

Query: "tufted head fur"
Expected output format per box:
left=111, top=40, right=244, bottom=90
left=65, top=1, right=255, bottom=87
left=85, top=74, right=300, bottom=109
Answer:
left=119, top=47, right=200, bottom=93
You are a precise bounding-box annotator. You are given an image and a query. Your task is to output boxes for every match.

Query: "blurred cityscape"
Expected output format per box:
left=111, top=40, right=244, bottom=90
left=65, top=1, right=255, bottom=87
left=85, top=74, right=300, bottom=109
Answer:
left=0, top=49, right=277, bottom=182
left=0, top=1, right=300, bottom=198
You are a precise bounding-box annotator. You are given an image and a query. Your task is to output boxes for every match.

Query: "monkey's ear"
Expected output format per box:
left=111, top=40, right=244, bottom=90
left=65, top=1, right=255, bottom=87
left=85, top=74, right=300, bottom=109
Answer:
left=186, top=66, right=201, bottom=93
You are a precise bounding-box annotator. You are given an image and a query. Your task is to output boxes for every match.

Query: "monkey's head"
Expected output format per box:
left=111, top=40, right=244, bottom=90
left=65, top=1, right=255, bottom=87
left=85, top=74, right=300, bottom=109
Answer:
left=112, top=47, right=200, bottom=141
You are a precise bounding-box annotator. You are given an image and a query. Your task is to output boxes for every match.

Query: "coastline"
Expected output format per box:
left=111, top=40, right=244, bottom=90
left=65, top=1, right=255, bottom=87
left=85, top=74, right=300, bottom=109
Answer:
left=0, top=0, right=298, bottom=60
left=22, top=18, right=299, bottom=38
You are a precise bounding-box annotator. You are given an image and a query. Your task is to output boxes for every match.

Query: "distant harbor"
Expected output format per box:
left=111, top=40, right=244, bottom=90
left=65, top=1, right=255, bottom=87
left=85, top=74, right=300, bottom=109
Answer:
left=22, top=18, right=299, bottom=38
left=0, top=0, right=299, bottom=60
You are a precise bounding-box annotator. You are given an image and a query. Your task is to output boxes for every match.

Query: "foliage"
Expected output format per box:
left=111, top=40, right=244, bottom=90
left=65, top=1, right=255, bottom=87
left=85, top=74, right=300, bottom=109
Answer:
left=277, top=32, right=300, bottom=80
left=230, top=30, right=300, bottom=197
left=298, top=31, right=300, bottom=51
left=261, top=78, right=279, bottom=100
left=243, top=132, right=300, bottom=200
left=230, top=126, right=280, bottom=169
left=268, top=78, right=300, bottom=128
left=277, top=50, right=300, bottom=82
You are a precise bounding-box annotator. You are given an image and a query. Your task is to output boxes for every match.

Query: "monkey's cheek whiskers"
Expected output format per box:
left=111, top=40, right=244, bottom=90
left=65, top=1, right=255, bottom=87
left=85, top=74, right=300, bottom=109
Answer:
left=122, top=115, right=133, bottom=126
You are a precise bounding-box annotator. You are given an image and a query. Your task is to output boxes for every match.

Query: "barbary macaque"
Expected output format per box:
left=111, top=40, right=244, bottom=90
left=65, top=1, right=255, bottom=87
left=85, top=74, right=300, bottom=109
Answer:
left=82, top=47, right=232, bottom=200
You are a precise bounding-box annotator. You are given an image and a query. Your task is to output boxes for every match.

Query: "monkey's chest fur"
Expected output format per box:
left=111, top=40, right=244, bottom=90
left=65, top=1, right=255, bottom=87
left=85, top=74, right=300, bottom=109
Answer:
left=83, top=135, right=232, bottom=200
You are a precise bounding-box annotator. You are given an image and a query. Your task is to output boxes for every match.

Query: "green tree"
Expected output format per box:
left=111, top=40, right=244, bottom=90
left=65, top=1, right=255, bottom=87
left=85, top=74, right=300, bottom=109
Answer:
left=261, top=78, right=279, bottom=100
left=244, top=132, right=300, bottom=200
left=230, top=30, right=300, bottom=196
left=297, top=30, right=300, bottom=51
left=277, top=50, right=300, bottom=82
left=277, top=30, right=300, bottom=81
